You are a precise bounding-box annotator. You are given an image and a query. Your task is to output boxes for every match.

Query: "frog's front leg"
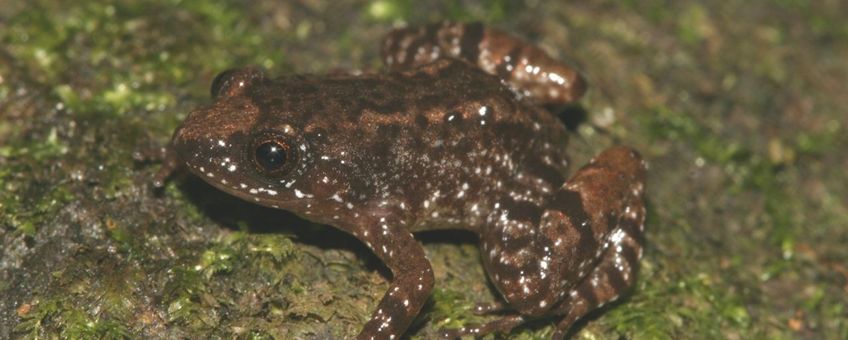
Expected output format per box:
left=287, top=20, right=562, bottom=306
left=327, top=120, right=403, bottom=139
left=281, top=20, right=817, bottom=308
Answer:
left=348, top=210, right=435, bottom=340
left=133, top=141, right=181, bottom=188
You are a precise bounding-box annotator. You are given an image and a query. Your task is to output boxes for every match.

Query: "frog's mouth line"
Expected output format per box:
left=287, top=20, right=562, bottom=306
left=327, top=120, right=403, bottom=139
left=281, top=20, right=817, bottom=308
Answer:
left=215, top=179, right=319, bottom=210
left=181, top=160, right=307, bottom=209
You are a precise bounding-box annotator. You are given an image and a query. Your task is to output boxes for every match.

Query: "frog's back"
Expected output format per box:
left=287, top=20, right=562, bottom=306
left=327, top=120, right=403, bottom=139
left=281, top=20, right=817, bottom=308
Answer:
left=249, top=59, right=570, bottom=232
left=251, top=59, right=532, bottom=127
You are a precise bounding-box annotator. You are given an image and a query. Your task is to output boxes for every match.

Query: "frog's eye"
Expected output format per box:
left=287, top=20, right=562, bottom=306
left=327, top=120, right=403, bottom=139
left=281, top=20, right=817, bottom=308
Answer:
left=253, top=138, right=297, bottom=175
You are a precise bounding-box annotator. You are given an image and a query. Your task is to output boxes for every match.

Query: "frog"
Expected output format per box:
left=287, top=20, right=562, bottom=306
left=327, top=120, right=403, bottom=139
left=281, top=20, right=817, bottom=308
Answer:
left=149, top=21, right=647, bottom=339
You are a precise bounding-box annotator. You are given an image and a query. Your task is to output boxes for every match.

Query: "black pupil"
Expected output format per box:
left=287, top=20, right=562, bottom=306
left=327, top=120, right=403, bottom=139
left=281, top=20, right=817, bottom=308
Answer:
left=255, top=141, right=287, bottom=172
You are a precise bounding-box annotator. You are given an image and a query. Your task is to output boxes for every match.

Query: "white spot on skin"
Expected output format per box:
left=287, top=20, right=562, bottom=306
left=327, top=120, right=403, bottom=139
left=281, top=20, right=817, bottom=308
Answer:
left=478, top=105, right=488, bottom=116
left=610, top=229, right=626, bottom=244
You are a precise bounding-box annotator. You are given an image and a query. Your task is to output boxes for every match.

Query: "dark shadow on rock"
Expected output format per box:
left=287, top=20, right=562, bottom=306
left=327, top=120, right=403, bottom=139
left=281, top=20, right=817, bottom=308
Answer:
left=414, top=229, right=478, bottom=245
left=175, top=175, right=384, bottom=271
left=547, top=104, right=588, bottom=132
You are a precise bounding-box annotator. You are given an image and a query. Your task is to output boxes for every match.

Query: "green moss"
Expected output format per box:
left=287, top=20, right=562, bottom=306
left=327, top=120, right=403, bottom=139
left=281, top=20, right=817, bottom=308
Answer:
left=428, top=288, right=482, bottom=332
left=164, top=267, right=216, bottom=327
left=14, top=296, right=132, bottom=340
left=794, top=120, right=842, bottom=157
left=365, top=0, right=512, bottom=23
left=2, top=0, right=287, bottom=122
left=445, top=0, right=513, bottom=22
left=0, top=134, right=74, bottom=235
left=161, top=232, right=299, bottom=332
left=604, top=270, right=751, bottom=339
left=637, top=102, right=848, bottom=335
left=56, top=309, right=132, bottom=340
left=366, top=0, right=414, bottom=22
left=14, top=299, right=62, bottom=338
left=676, top=4, right=711, bottom=46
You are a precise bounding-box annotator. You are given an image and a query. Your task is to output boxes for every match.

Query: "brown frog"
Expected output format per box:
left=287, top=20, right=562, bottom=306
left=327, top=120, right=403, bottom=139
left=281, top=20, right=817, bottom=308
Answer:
left=152, top=22, right=647, bottom=339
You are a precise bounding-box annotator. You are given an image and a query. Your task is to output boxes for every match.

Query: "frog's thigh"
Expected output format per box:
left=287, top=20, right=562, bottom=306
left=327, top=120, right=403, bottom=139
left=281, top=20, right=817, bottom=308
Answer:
left=478, top=209, right=563, bottom=317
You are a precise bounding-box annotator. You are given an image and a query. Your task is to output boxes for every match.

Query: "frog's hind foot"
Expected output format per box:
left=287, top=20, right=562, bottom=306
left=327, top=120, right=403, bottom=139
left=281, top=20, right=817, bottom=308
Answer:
left=548, top=222, right=644, bottom=339
left=438, top=315, right=524, bottom=339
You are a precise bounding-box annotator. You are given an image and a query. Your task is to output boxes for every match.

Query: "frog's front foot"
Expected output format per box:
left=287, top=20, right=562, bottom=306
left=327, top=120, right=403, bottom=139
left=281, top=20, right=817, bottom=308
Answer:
left=133, top=142, right=180, bottom=188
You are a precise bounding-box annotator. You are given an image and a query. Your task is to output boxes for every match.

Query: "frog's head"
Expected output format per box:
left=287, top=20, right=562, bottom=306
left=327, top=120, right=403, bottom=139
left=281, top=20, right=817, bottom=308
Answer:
left=171, top=67, right=361, bottom=217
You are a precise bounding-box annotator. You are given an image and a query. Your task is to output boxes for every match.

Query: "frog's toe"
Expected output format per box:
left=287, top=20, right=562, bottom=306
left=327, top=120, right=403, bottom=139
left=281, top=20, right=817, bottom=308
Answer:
left=438, top=323, right=488, bottom=339
left=438, top=315, right=524, bottom=339
left=437, top=326, right=466, bottom=339
left=132, top=145, right=167, bottom=163
left=471, top=301, right=507, bottom=315
left=133, top=143, right=181, bottom=188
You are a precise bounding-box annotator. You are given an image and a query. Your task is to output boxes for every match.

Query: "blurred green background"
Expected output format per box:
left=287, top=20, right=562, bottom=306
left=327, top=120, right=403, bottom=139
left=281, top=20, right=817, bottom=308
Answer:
left=1, top=0, right=846, bottom=338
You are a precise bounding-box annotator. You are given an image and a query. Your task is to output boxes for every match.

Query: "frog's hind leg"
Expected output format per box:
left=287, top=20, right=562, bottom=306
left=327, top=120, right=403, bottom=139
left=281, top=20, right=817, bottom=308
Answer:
left=381, top=21, right=587, bottom=105
left=550, top=212, right=644, bottom=339
left=448, top=147, right=645, bottom=339
left=547, top=146, right=647, bottom=338
left=459, top=146, right=646, bottom=339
